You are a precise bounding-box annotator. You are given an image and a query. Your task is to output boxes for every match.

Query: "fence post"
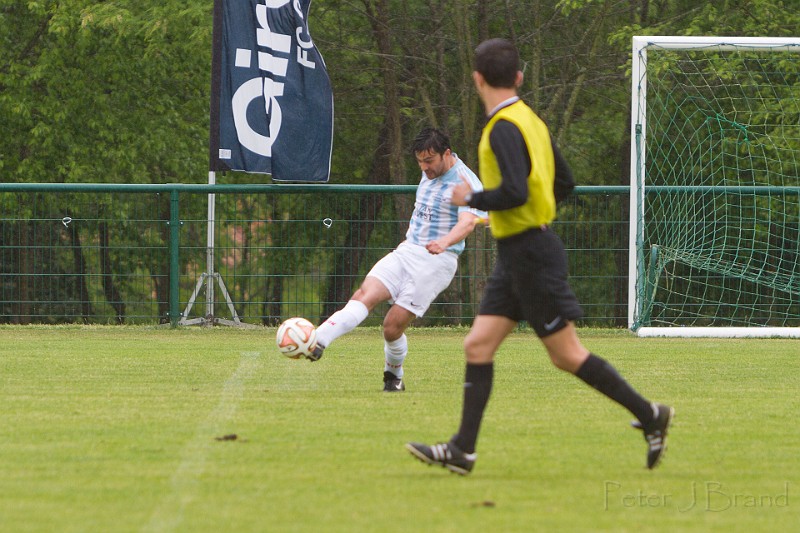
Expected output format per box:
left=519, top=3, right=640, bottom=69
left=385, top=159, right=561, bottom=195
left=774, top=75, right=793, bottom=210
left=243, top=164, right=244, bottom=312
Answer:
left=169, top=189, right=181, bottom=327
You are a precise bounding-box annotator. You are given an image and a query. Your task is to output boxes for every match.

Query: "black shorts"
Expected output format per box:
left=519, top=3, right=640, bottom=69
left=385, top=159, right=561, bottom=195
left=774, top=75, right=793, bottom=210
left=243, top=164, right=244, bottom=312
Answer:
left=478, top=226, right=584, bottom=337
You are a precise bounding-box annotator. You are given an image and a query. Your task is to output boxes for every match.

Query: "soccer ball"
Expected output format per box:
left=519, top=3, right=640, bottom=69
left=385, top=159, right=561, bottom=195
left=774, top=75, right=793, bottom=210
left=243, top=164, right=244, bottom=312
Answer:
left=276, top=317, right=317, bottom=359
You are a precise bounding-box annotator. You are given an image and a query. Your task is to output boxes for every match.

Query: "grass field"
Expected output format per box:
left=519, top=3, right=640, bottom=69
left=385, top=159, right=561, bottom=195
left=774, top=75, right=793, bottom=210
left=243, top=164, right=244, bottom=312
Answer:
left=1, top=325, right=798, bottom=532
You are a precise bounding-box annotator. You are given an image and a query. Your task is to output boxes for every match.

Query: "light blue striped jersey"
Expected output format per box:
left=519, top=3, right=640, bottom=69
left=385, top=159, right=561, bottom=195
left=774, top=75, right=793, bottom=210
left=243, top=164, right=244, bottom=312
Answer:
left=405, top=154, right=487, bottom=255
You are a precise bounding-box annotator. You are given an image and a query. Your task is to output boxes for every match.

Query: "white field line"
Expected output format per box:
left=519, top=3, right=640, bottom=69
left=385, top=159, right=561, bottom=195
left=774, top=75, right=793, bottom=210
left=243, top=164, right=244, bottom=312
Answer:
left=142, top=351, right=262, bottom=533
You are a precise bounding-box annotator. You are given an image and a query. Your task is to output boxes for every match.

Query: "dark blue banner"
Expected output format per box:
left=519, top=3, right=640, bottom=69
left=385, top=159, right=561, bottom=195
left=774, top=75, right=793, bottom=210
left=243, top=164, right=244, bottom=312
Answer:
left=210, top=0, right=333, bottom=182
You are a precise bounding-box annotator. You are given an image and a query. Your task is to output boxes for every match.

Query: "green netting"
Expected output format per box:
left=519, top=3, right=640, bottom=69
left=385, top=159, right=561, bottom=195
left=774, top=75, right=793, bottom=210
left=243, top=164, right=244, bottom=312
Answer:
left=1, top=185, right=629, bottom=326
left=635, top=41, right=800, bottom=328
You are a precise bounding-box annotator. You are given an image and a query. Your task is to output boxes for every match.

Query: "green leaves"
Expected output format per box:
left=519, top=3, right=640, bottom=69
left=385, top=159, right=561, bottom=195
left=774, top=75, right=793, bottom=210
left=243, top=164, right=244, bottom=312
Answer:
left=3, top=0, right=799, bottom=188
left=1, top=0, right=209, bottom=185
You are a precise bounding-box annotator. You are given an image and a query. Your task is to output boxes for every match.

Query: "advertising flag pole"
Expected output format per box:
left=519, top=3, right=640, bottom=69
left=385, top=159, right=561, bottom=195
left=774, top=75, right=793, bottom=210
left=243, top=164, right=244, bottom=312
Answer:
left=179, top=170, right=245, bottom=327
left=205, top=171, right=216, bottom=320
left=179, top=0, right=245, bottom=327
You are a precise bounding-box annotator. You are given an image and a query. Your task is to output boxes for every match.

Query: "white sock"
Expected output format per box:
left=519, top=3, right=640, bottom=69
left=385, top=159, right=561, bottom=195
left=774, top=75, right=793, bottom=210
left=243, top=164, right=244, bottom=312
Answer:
left=315, top=300, right=369, bottom=348
left=384, top=334, right=407, bottom=378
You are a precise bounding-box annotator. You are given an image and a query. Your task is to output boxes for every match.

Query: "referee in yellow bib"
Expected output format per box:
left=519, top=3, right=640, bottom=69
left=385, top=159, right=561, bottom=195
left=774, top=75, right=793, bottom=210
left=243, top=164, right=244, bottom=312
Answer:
left=406, top=38, right=673, bottom=475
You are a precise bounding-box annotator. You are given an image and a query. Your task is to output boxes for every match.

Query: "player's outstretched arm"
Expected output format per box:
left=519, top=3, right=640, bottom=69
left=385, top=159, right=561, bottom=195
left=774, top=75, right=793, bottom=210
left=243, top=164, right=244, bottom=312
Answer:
left=425, top=212, right=484, bottom=254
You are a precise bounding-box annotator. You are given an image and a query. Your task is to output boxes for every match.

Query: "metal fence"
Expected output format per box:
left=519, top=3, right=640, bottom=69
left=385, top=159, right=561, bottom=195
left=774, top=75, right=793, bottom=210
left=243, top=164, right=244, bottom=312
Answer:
left=0, top=183, right=629, bottom=327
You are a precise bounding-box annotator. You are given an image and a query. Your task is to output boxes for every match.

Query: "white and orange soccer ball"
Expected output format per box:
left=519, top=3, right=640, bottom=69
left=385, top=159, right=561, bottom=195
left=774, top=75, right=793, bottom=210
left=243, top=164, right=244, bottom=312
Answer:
left=275, top=317, right=318, bottom=359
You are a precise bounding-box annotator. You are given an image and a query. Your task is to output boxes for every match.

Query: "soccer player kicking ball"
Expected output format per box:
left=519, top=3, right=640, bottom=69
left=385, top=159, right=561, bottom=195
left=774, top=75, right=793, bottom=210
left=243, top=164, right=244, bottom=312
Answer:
left=406, top=38, right=673, bottom=474
left=307, top=128, right=487, bottom=392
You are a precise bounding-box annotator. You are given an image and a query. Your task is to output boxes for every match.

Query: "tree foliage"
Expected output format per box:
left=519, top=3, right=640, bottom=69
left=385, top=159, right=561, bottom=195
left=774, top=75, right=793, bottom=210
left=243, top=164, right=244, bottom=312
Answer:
left=3, top=0, right=798, bottom=185
left=1, top=0, right=210, bottom=184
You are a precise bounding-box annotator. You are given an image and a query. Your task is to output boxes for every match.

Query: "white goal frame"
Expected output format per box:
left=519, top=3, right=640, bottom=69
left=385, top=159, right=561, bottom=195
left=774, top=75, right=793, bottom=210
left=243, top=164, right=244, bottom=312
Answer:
left=628, top=36, right=800, bottom=338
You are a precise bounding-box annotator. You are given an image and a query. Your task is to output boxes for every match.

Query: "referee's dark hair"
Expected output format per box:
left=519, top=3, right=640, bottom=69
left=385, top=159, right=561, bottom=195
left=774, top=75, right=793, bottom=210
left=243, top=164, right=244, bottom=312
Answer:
left=411, top=127, right=451, bottom=156
left=475, top=38, right=519, bottom=88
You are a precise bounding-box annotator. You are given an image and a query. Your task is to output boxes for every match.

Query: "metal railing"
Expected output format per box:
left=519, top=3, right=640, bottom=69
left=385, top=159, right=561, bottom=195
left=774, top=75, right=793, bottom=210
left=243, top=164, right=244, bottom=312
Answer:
left=0, top=183, right=629, bottom=327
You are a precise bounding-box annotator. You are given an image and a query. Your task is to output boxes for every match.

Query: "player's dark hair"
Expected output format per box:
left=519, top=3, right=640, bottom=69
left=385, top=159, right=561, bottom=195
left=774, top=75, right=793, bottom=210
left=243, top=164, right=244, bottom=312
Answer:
left=411, top=127, right=451, bottom=156
left=474, top=38, right=519, bottom=88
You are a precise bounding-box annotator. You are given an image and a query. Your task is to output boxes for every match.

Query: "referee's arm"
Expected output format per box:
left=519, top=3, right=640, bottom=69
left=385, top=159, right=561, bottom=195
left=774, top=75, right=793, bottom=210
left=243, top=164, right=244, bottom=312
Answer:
left=467, top=121, right=575, bottom=210
left=469, top=120, right=529, bottom=212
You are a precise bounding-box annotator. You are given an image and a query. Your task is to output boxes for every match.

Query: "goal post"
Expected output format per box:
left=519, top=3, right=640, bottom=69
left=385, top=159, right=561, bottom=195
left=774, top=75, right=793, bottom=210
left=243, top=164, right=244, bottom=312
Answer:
left=629, top=36, right=800, bottom=338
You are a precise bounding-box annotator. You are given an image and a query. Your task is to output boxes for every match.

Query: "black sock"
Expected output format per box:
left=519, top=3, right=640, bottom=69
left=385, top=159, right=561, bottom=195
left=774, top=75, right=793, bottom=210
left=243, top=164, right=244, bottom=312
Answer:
left=452, top=363, right=494, bottom=454
left=576, top=354, right=654, bottom=426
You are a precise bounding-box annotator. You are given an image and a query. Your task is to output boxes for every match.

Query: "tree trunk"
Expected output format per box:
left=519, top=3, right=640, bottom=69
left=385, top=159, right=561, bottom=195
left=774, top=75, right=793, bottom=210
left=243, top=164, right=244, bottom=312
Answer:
left=454, top=0, right=481, bottom=164
left=263, top=277, right=283, bottom=326
left=262, top=194, right=283, bottom=326
left=14, top=220, right=31, bottom=324
left=99, top=221, right=126, bottom=324
left=364, top=0, right=407, bottom=205
left=67, top=217, right=93, bottom=322
left=153, top=201, right=171, bottom=323
left=322, top=124, right=390, bottom=319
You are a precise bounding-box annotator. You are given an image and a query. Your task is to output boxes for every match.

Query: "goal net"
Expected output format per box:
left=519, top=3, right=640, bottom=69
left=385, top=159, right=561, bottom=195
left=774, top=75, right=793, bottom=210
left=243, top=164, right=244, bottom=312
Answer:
left=629, top=36, right=800, bottom=337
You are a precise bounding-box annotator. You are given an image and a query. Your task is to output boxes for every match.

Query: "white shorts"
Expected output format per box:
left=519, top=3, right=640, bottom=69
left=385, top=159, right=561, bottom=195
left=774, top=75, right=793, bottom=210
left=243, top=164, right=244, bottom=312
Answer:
left=367, top=241, right=458, bottom=317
